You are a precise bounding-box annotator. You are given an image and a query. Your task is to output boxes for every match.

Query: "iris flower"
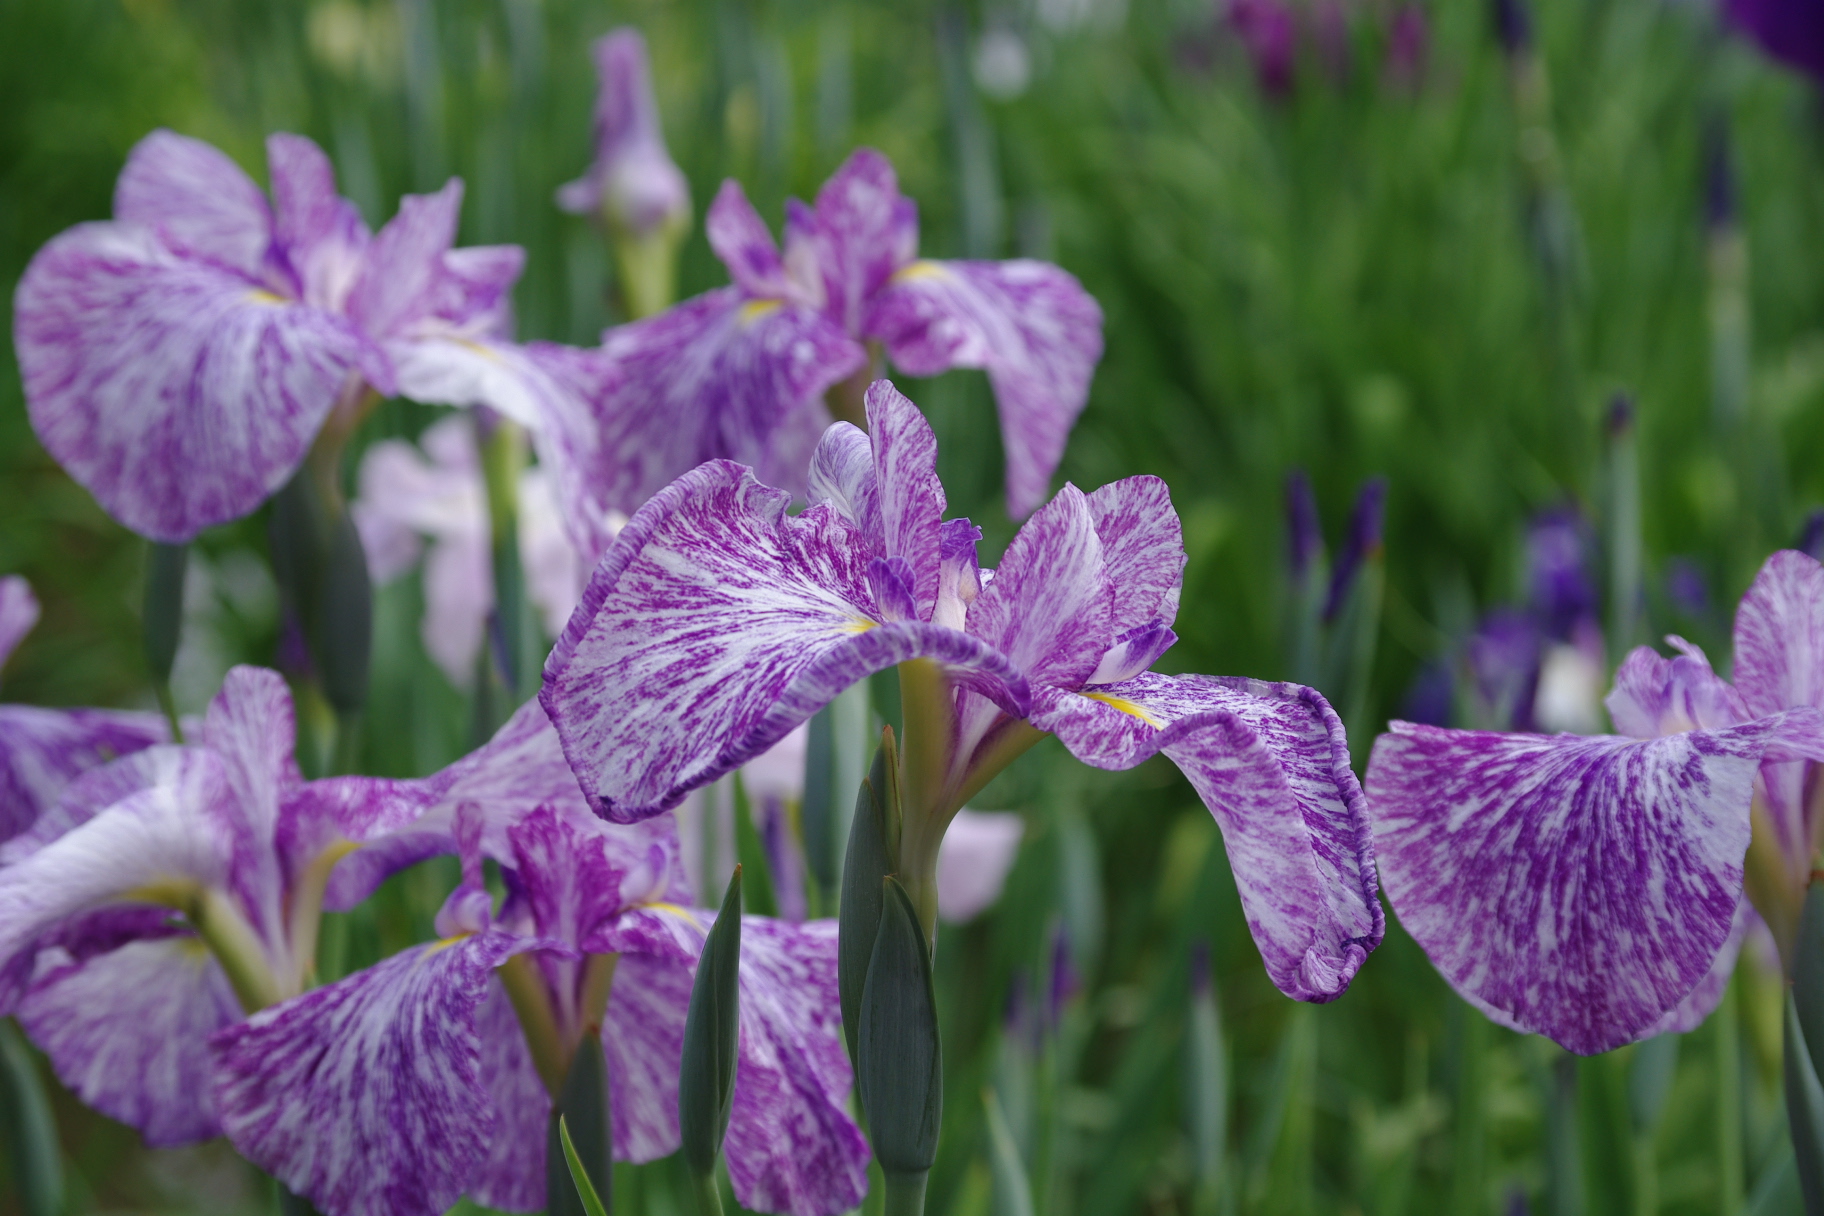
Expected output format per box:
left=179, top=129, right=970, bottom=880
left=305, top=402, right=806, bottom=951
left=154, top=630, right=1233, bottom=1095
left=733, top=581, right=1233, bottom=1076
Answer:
left=13, top=129, right=564, bottom=542
left=555, top=29, right=691, bottom=245
left=1725, top=0, right=1824, bottom=82
left=213, top=703, right=869, bottom=1216
left=544, top=381, right=1380, bottom=1001
left=1365, top=549, right=1824, bottom=1054
left=533, top=149, right=1103, bottom=568
left=0, top=576, right=169, bottom=844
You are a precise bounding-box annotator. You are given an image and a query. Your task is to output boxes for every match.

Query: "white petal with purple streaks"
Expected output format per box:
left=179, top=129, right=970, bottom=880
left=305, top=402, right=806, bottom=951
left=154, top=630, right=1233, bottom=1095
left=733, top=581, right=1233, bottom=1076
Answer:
left=0, top=577, right=40, bottom=670
left=967, top=483, right=1113, bottom=691
left=0, top=705, right=166, bottom=846
left=113, top=130, right=273, bottom=275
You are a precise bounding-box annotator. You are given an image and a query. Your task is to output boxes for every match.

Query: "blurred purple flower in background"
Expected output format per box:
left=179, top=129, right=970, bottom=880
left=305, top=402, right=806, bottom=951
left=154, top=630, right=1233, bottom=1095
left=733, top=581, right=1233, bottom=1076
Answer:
left=556, top=30, right=691, bottom=242
left=1724, top=0, right=1824, bottom=83
left=13, top=130, right=566, bottom=542
left=1229, top=0, right=1299, bottom=93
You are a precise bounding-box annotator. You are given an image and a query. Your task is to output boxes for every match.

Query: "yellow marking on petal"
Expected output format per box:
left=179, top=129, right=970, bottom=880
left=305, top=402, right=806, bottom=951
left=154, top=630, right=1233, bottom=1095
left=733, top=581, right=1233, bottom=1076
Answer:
left=638, top=901, right=706, bottom=929
left=891, top=260, right=948, bottom=284
left=455, top=338, right=502, bottom=361
left=738, top=298, right=783, bottom=325
left=1080, top=690, right=1164, bottom=728
left=840, top=617, right=879, bottom=634
left=245, top=289, right=290, bottom=306
left=425, top=931, right=476, bottom=956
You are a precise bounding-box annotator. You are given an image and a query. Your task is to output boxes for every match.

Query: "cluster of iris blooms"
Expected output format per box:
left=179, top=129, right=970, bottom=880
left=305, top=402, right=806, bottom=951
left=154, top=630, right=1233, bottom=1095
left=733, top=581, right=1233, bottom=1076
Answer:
left=10, top=7, right=1824, bottom=1216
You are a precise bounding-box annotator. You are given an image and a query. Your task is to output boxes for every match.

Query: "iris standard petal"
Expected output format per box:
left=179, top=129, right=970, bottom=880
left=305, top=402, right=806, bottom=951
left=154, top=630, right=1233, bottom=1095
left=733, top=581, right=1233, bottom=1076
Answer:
left=15, top=222, right=373, bottom=541
left=865, top=258, right=1103, bottom=519
left=21, top=934, right=240, bottom=1146
left=792, top=149, right=919, bottom=334
left=865, top=380, right=947, bottom=617
left=967, top=482, right=1114, bottom=690
left=266, top=133, right=369, bottom=313
left=346, top=180, right=465, bottom=340
left=1733, top=549, right=1824, bottom=720
left=0, top=705, right=167, bottom=846
left=113, top=129, right=274, bottom=276
left=587, top=287, right=863, bottom=510
left=1605, top=642, right=1747, bottom=738
left=1035, top=673, right=1380, bottom=1002
left=544, top=461, right=1028, bottom=821
left=1086, top=476, right=1185, bottom=634
left=210, top=931, right=530, bottom=1216
left=805, top=422, right=881, bottom=540
left=1365, top=712, right=1824, bottom=1054
left=0, top=576, right=40, bottom=669
left=707, top=180, right=795, bottom=299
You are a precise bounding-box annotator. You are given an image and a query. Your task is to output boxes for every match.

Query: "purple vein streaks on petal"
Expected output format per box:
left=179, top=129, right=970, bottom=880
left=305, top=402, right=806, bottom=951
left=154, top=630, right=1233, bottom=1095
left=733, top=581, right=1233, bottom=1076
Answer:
left=1734, top=549, right=1824, bottom=720
left=14, top=223, right=369, bottom=541
left=347, top=180, right=464, bottom=340
left=0, top=577, right=41, bottom=669
left=707, top=181, right=792, bottom=298
left=211, top=932, right=527, bottom=1216
left=1364, top=714, right=1824, bottom=1054
left=467, top=979, right=549, bottom=1210
left=1648, top=897, right=1751, bottom=1037
left=865, top=381, right=946, bottom=616
left=113, top=130, right=273, bottom=275
left=1606, top=643, right=1747, bottom=739
left=603, top=950, right=691, bottom=1161
left=267, top=133, right=369, bottom=312
left=967, top=483, right=1112, bottom=690
left=797, top=149, right=918, bottom=334
left=543, top=461, right=1026, bottom=820
left=22, top=936, right=240, bottom=1146
left=0, top=706, right=167, bottom=846
left=584, top=289, right=862, bottom=513
left=865, top=259, right=1102, bottom=518
left=1033, top=673, right=1380, bottom=1002
left=723, top=918, right=869, bottom=1216
left=1086, top=476, right=1185, bottom=633
left=805, top=422, right=881, bottom=542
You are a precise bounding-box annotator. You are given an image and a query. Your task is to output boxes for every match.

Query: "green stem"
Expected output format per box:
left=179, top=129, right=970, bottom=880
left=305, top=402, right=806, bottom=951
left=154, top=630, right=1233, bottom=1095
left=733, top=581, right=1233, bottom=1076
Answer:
left=330, top=709, right=362, bottom=777
left=1717, top=976, right=1743, bottom=1216
left=689, top=1170, right=725, bottom=1216
left=882, top=1169, right=929, bottom=1216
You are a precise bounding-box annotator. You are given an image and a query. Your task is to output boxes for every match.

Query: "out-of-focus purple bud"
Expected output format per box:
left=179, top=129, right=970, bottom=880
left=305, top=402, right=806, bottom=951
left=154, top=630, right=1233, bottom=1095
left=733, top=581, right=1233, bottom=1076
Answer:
left=1799, top=510, right=1824, bottom=561
left=1492, top=0, right=1531, bottom=55
left=1606, top=393, right=1634, bottom=438
left=1312, top=1, right=1351, bottom=83
left=1384, top=5, right=1430, bottom=85
left=1286, top=469, right=1324, bottom=583
left=556, top=29, right=692, bottom=240
left=1525, top=507, right=1598, bottom=639
left=1466, top=608, right=1542, bottom=730
left=1229, top=0, right=1299, bottom=95
left=1665, top=557, right=1712, bottom=619
left=1047, top=924, right=1082, bottom=1034
left=1402, top=660, right=1454, bottom=727
left=1704, top=117, right=1737, bottom=232
left=1190, top=939, right=1214, bottom=999
left=1322, top=477, right=1387, bottom=623
left=1506, top=1187, right=1531, bottom=1216
left=1723, top=0, right=1824, bottom=84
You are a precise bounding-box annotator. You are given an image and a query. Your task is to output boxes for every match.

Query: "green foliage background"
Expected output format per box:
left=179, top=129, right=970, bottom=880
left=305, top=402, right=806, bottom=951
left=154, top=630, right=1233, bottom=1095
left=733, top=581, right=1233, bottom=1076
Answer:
left=2, top=0, right=1823, bottom=1211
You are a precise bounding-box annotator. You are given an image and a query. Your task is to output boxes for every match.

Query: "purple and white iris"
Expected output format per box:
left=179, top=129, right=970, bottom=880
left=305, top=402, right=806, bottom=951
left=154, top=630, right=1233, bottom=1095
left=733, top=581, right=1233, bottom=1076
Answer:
left=531, top=148, right=1104, bottom=566
left=543, top=381, right=1381, bottom=1002
left=1365, top=549, right=1824, bottom=1055
left=556, top=29, right=691, bottom=243
left=0, top=576, right=170, bottom=846
left=212, top=700, right=869, bottom=1216
left=13, top=129, right=562, bottom=542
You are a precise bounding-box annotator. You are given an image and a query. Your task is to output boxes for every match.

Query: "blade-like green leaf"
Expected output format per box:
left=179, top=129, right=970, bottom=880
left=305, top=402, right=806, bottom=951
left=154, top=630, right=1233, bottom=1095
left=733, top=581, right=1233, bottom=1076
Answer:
left=0, top=1020, right=62, bottom=1216
left=840, top=727, right=899, bottom=1067
left=858, top=876, right=941, bottom=1176
left=142, top=539, right=186, bottom=737
left=681, top=865, right=743, bottom=1179
left=801, top=703, right=838, bottom=898
left=733, top=779, right=779, bottom=918
left=549, top=1033, right=613, bottom=1216
left=560, top=1116, right=611, bottom=1216
left=984, top=1087, right=1035, bottom=1216
left=1785, top=994, right=1824, bottom=1213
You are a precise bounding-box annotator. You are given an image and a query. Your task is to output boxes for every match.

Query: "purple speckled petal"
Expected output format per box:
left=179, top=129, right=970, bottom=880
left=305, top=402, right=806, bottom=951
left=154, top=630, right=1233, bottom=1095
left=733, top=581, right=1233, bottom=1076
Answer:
left=0, top=747, right=239, bottom=971
left=1364, top=712, right=1824, bottom=1054
left=1034, top=673, right=1380, bottom=1002
left=602, top=949, right=690, bottom=1161
left=555, top=30, right=691, bottom=237
left=346, top=180, right=463, bottom=341
left=936, top=810, right=1024, bottom=923
left=267, top=133, right=369, bottom=313
left=1086, top=476, right=1184, bottom=634
left=504, top=805, right=682, bottom=948
left=1085, top=620, right=1177, bottom=686
left=707, top=181, right=794, bottom=299
left=113, top=130, right=273, bottom=276
left=791, top=149, right=918, bottom=334
left=806, top=421, right=881, bottom=540
left=1648, top=898, right=1751, bottom=1037
left=1734, top=550, right=1824, bottom=720
left=386, top=334, right=563, bottom=435
left=586, top=288, right=863, bottom=512
left=865, top=259, right=1103, bottom=518
left=0, top=576, right=40, bottom=669
left=21, top=935, right=240, bottom=1146
left=15, top=222, right=373, bottom=541
left=865, top=381, right=946, bottom=616
left=543, top=461, right=1028, bottom=821
left=211, top=931, right=530, bottom=1216
left=967, top=483, right=1113, bottom=690
left=0, top=706, right=166, bottom=846
left=468, top=979, right=548, bottom=1211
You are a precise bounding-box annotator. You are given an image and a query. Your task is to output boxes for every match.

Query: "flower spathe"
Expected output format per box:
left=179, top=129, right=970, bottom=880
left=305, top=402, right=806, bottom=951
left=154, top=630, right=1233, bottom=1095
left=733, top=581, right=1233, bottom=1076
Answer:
left=1364, top=549, right=1824, bottom=1055
left=530, top=148, right=1103, bottom=542
left=13, top=129, right=560, bottom=541
left=212, top=700, right=869, bottom=1216
left=544, top=380, right=1381, bottom=1002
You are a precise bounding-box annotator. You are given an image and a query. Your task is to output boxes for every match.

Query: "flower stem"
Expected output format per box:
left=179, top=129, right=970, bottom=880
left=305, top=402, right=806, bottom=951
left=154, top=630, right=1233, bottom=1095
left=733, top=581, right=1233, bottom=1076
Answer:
left=689, top=1170, right=725, bottom=1216
left=882, top=1169, right=928, bottom=1216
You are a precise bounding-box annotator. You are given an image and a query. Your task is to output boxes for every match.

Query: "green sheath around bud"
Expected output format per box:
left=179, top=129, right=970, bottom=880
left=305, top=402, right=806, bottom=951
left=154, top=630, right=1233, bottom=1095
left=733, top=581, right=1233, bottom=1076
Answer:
left=858, top=878, right=941, bottom=1180
left=680, top=864, right=743, bottom=1202
left=839, top=729, right=900, bottom=1067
